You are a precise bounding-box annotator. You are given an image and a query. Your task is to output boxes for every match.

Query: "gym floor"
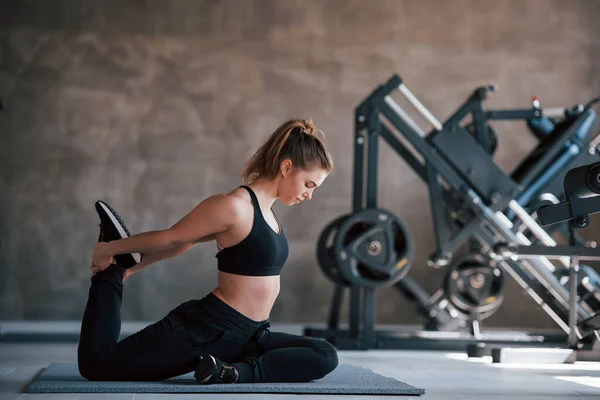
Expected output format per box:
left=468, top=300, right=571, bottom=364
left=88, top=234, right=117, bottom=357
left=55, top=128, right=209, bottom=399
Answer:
left=1, top=323, right=599, bottom=399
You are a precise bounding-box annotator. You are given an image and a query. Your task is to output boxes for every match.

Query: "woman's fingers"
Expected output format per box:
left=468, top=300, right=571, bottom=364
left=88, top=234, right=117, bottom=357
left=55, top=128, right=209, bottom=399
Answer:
left=90, top=263, right=105, bottom=274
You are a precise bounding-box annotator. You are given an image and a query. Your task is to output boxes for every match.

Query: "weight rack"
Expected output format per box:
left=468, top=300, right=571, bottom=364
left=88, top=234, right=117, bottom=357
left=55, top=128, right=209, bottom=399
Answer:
left=305, top=74, right=600, bottom=352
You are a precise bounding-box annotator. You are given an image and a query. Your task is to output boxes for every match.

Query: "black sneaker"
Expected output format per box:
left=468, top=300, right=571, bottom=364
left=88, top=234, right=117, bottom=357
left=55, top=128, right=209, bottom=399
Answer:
left=95, top=200, right=141, bottom=269
left=194, top=353, right=238, bottom=384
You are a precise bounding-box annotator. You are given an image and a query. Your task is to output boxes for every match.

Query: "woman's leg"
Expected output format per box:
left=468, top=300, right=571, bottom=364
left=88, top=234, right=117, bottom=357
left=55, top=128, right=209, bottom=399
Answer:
left=232, top=330, right=339, bottom=383
left=77, top=263, right=126, bottom=377
left=77, top=264, right=239, bottom=381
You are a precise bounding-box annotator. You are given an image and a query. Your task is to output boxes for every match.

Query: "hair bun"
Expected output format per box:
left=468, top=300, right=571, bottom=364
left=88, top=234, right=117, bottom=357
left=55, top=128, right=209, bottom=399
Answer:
left=304, top=121, right=316, bottom=134
left=299, top=120, right=319, bottom=137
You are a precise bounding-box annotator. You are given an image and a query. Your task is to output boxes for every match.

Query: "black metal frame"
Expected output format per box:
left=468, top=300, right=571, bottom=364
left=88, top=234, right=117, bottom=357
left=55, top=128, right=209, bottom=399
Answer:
left=305, top=73, right=600, bottom=350
left=495, top=162, right=600, bottom=346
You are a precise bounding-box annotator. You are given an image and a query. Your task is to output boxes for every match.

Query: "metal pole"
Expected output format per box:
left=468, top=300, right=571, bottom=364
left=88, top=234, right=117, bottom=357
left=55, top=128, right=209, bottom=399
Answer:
left=327, top=284, right=344, bottom=330
left=397, top=84, right=444, bottom=131
left=567, top=223, right=581, bottom=348
left=384, top=95, right=427, bottom=137
left=508, top=200, right=571, bottom=267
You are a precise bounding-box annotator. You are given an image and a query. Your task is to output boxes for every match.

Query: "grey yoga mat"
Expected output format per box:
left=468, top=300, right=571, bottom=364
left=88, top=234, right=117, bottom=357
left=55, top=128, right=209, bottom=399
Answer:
left=26, top=363, right=425, bottom=395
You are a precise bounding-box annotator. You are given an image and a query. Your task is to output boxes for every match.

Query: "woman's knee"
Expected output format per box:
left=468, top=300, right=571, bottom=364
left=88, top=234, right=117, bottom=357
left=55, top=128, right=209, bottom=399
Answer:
left=314, top=339, right=339, bottom=377
left=78, top=354, right=113, bottom=381
left=78, top=359, right=101, bottom=381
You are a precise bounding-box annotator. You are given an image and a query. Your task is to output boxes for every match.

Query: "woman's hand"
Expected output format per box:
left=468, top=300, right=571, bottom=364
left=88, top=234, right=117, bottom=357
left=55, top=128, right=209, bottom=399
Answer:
left=123, top=261, right=145, bottom=281
left=90, top=242, right=115, bottom=275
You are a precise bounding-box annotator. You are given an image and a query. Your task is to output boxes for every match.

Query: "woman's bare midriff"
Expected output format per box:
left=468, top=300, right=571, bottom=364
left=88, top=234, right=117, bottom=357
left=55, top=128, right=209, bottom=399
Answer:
left=212, top=271, right=280, bottom=322
left=210, top=188, right=283, bottom=322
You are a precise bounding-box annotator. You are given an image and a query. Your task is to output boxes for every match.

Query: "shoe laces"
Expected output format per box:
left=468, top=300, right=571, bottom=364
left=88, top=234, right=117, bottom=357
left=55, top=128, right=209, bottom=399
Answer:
left=218, top=364, right=238, bottom=384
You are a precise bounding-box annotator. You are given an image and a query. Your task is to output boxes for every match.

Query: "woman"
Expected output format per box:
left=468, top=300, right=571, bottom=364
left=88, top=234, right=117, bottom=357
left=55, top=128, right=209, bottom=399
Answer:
left=79, top=118, right=338, bottom=384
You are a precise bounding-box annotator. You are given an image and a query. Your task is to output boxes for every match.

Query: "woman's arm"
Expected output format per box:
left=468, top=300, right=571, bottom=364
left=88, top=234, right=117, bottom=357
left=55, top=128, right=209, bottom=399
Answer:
left=102, top=195, right=241, bottom=258
left=131, top=233, right=218, bottom=270
left=122, top=234, right=218, bottom=279
left=91, top=195, right=239, bottom=274
left=124, top=242, right=195, bottom=278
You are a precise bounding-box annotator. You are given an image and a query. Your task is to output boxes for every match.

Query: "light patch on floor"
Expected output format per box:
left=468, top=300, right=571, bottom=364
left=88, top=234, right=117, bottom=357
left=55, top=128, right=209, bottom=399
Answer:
left=554, top=375, right=600, bottom=389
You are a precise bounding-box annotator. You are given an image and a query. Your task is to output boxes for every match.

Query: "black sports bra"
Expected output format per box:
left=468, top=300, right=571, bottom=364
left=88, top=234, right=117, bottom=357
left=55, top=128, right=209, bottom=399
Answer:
left=216, top=186, right=289, bottom=276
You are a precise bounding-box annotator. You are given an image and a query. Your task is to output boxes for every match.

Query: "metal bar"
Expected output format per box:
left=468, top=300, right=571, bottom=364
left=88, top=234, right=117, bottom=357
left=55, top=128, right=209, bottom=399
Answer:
left=383, top=95, right=427, bottom=137
left=378, top=74, right=404, bottom=98
left=471, top=320, right=481, bottom=339
left=568, top=256, right=582, bottom=346
left=380, top=124, right=427, bottom=181
left=354, top=75, right=403, bottom=114
left=397, top=84, right=444, bottom=131
left=427, top=166, right=451, bottom=255
left=590, top=132, right=600, bottom=149
left=486, top=109, right=539, bottom=120
left=580, top=312, right=600, bottom=336
left=349, top=286, right=361, bottom=336
left=366, top=112, right=380, bottom=209
left=327, top=285, right=345, bottom=329
left=353, top=106, right=368, bottom=212
left=393, top=276, right=435, bottom=315
left=568, top=223, right=582, bottom=346
left=472, top=102, right=492, bottom=153
left=498, top=244, right=600, bottom=260
left=363, top=287, right=376, bottom=349
left=508, top=200, right=571, bottom=267
left=538, top=202, right=572, bottom=226
left=442, top=96, right=480, bottom=130
left=543, top=107, right=567, bottom=118
left=442, top=216, right=483, bottom=254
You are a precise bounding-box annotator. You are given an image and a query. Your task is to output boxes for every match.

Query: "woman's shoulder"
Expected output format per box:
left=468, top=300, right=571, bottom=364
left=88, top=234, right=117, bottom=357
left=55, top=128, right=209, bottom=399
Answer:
left=197, top=188, right=252, bottom=232
left=207, top=187, right=253, bottom=218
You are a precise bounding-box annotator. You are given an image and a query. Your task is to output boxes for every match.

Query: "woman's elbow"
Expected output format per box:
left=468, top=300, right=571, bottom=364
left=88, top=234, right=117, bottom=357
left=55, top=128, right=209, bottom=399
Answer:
left=161, top=228, right=195, bottom=248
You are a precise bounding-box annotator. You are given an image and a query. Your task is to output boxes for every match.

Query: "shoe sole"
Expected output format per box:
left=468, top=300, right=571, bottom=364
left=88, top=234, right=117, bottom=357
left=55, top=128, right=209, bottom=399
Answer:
left=194, top=354, right=217, bottom=384
left=97, top=201, right=141, bottom=263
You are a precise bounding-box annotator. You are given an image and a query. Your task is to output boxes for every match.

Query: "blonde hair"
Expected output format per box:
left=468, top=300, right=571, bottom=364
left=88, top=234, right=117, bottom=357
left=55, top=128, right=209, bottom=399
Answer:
left=242, top=119, right=334, bottom=185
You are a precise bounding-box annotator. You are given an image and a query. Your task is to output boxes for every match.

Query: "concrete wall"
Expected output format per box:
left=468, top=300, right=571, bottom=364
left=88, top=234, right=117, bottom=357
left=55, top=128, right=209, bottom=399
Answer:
left=1, top=0, right=599, bottom=330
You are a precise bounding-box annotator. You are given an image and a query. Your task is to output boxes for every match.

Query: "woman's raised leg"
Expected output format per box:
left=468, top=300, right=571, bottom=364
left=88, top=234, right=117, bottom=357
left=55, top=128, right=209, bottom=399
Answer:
left=77, top=264, right=238, bottom=381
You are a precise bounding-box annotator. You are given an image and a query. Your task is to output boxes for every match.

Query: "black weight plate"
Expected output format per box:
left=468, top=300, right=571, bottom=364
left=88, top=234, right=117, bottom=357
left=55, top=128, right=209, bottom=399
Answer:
left=444, top=253, right=505, bottom=320
left=332, top=208, right=414, bottom=287
left=316, top=214, right=351, bottom=286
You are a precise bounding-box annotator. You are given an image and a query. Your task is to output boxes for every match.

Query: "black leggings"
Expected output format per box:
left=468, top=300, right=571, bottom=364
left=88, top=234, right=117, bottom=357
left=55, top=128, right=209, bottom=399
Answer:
left=77, top=264, right=338, bottom=382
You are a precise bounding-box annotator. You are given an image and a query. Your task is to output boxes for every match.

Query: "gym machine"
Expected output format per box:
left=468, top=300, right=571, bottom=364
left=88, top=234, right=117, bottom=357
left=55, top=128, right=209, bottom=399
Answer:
left=305, top=73, right=600, bottom=353
left=491, top=162, right=600, bottom=358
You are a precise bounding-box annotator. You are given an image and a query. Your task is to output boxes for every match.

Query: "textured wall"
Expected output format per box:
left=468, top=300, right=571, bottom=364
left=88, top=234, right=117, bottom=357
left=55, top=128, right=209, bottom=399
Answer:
left=1, top=0, right=599, bottom=330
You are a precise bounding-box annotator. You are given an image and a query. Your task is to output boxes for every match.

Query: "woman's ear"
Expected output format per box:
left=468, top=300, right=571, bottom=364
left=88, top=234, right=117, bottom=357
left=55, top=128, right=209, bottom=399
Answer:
left=280, top=159, right=293, bottom=177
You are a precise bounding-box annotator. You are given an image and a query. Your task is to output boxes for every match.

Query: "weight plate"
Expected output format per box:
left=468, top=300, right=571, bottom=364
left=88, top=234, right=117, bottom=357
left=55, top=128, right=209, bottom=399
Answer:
left=316, top=214, right=352, bottom=286
left=332, top=208, right=414, bottom=287
left=444, top=253, right=505, bottom=320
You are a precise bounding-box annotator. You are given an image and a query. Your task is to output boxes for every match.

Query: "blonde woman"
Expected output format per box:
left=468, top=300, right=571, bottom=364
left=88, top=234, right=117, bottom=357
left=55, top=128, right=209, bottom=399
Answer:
left=79, top=119, right=338, bottom=384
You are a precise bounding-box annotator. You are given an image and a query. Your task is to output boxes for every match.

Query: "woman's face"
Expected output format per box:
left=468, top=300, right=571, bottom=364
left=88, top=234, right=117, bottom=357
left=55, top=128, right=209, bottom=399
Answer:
left=279, top=161, right=329, bottom=206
